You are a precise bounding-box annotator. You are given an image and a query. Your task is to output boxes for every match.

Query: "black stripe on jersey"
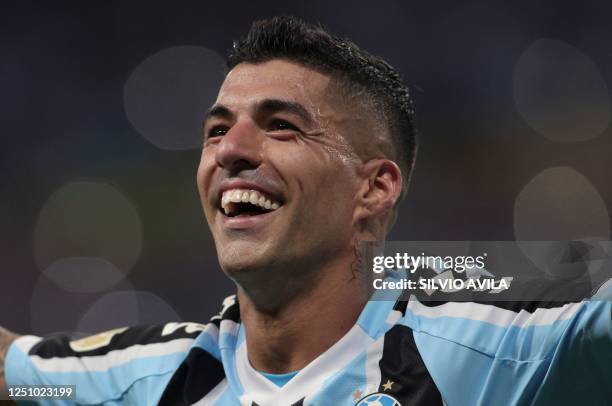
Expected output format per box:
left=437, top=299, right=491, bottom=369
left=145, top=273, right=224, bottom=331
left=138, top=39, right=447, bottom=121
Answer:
left=392, top=276, right=590, bottom=316
left=29, top=323, right=203, bottom=359
left=252, top=400, right=303, bottom=406
left=158, top=347, right=225, bottom=406
left=393, top=300, right=408, bottom=315
left=210, top=298, right=241, bottom=328
left=377, top=325, right=443, bottom=406
left=397, top=297, right=582, bottom=314
left=223, top=299, right=241, bottom=323
left=472, top=277, right=588, bottom=313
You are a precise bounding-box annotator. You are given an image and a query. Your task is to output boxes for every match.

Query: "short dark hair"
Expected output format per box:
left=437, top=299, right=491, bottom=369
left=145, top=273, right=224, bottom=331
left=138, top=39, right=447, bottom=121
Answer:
left=227, top=16, right=417, bottom=200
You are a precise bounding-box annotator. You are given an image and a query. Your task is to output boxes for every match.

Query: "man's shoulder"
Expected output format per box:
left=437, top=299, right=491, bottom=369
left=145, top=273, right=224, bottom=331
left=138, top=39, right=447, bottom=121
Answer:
left=17, top=292, right=239, bottom=361
left=394, top=297, right=590, bottom=362
left=4, top=295, right=240, bottom=403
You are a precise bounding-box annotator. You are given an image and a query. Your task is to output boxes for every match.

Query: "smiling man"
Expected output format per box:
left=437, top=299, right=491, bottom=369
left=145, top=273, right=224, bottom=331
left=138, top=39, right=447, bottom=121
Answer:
left=1, top=16, right=611, bottom=406
left=198, top=59, right=381, bottom=371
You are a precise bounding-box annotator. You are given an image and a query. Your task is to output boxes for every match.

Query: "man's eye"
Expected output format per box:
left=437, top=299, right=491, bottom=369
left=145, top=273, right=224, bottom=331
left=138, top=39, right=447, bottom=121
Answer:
left=269, top=119, right=300, bottom=132
left=207, top=126, right=229, bottom=138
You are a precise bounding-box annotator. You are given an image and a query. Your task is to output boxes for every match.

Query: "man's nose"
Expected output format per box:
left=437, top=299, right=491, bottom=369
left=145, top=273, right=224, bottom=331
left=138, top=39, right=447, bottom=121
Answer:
left=215, top=120, right=263, bottom=172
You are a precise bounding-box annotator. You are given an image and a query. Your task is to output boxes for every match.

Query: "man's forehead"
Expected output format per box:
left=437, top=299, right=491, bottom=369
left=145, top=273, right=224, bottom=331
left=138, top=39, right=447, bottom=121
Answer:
left=215, top=60, right=332, bottom=110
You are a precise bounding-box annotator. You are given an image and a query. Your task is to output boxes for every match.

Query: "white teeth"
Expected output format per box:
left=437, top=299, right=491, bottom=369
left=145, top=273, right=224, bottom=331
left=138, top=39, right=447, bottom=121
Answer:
left=220, top=189, right=282, bottom=216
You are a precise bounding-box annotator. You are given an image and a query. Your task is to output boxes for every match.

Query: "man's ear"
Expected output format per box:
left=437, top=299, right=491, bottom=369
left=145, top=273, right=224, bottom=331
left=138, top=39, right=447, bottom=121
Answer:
left=353, top=159, right=403, bottom=225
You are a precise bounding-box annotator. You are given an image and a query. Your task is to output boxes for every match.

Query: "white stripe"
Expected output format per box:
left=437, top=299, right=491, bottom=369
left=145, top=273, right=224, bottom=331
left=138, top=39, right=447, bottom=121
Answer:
left=297, top=326, right=374, bottom=404
left=363, top=335, right=384, bottom=395
left=238, top=324, right=374, bottom=405
left=385, top=309, right=403, bottom=326
left=29, top=337, right=195, bottom=373
left=406, top=296, right=585, bottom=328
left=235, top=341, right=278, bottom=403
left=192, top=378, right=228, bottom=406
left=13, top=335, right=43, bottom=353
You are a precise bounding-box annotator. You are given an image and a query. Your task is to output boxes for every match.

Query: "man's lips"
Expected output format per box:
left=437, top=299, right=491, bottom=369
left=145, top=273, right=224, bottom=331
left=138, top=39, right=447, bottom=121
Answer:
left=217, top=206, right=281, bottom=230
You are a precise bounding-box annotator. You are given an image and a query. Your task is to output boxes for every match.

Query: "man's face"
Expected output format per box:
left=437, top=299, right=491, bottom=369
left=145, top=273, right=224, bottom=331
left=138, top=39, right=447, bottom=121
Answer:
left=197, top=60, right=364, bottom=278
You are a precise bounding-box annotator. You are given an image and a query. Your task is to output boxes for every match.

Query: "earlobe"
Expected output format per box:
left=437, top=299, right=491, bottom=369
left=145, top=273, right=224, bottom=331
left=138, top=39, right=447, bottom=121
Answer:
left=353, top=159, right=402, bottom=225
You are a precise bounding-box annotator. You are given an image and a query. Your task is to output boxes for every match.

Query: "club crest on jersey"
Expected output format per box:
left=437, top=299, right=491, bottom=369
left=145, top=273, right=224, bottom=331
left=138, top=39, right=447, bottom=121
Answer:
left=355, top=392, right=401, bottom=406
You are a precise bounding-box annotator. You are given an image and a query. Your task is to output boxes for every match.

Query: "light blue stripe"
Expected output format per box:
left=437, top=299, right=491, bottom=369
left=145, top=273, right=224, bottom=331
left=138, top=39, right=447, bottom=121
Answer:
left=414, top=331, right=544, bottom=406
left=237, top=324, right=246, bottom=347
left=218, top=328, right=239, bottom=350
left=193, top=330, right=221, bottom=361
left=401, top=305, right=583, bottom=360
left=258, top=370, right=298, bottom=387
left=120, top=368, right=176, bottom=405
left=7, top=343, right=187, bottom=404
left=357, top=300, right=396, bottom=339
left=219, top=347, right=244, bottom=397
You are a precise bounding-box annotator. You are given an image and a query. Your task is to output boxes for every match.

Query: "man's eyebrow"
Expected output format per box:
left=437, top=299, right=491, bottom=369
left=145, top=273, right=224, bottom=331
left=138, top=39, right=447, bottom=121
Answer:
left=203, top=99, right=315, bottom=126
left=203, top=104, right=233, bottom=125
left=256, top=99, right=314, bottom=125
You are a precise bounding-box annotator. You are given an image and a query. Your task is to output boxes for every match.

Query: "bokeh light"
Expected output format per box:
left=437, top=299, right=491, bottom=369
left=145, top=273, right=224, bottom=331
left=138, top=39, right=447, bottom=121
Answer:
left=42, top=257, right=126, bottom=293
left=514, top=167, right=610, bottom=276
left=514, top=166, right=610, bottom=241
left=33, top=181, right=142, bottom=291
left=123, top=45, right=226, bottom=150
left=514, top=39, right=610, bottom=142
left=76, top=291, right=181, bottom=335
left=30, top=273, right=134, bottom=336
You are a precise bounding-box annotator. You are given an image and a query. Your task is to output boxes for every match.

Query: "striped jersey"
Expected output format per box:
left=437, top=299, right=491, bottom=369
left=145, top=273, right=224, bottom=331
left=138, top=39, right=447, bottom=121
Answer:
left=6, top=279, right=612, bottom=405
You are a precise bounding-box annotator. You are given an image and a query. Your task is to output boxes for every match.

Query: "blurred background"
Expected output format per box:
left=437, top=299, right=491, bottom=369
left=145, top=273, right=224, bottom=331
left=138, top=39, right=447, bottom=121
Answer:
left=1, top=0, right=611, bottom=336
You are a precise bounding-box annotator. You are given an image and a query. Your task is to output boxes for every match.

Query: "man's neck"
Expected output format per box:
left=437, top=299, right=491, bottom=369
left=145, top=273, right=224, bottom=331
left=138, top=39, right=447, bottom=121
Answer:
left=237, top=255, right=367, bottom=374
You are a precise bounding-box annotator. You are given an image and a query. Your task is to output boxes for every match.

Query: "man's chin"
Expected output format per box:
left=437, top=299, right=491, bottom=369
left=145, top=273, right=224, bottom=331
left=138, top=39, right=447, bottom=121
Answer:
left=217, top=246, right=274, bottom=278
left=220, top=262, right=275, bottom=291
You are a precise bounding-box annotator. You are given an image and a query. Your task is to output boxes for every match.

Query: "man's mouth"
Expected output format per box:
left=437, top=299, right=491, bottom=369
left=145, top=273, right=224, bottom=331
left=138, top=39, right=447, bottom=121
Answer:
left=220, top=189, right=282, bottom=217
